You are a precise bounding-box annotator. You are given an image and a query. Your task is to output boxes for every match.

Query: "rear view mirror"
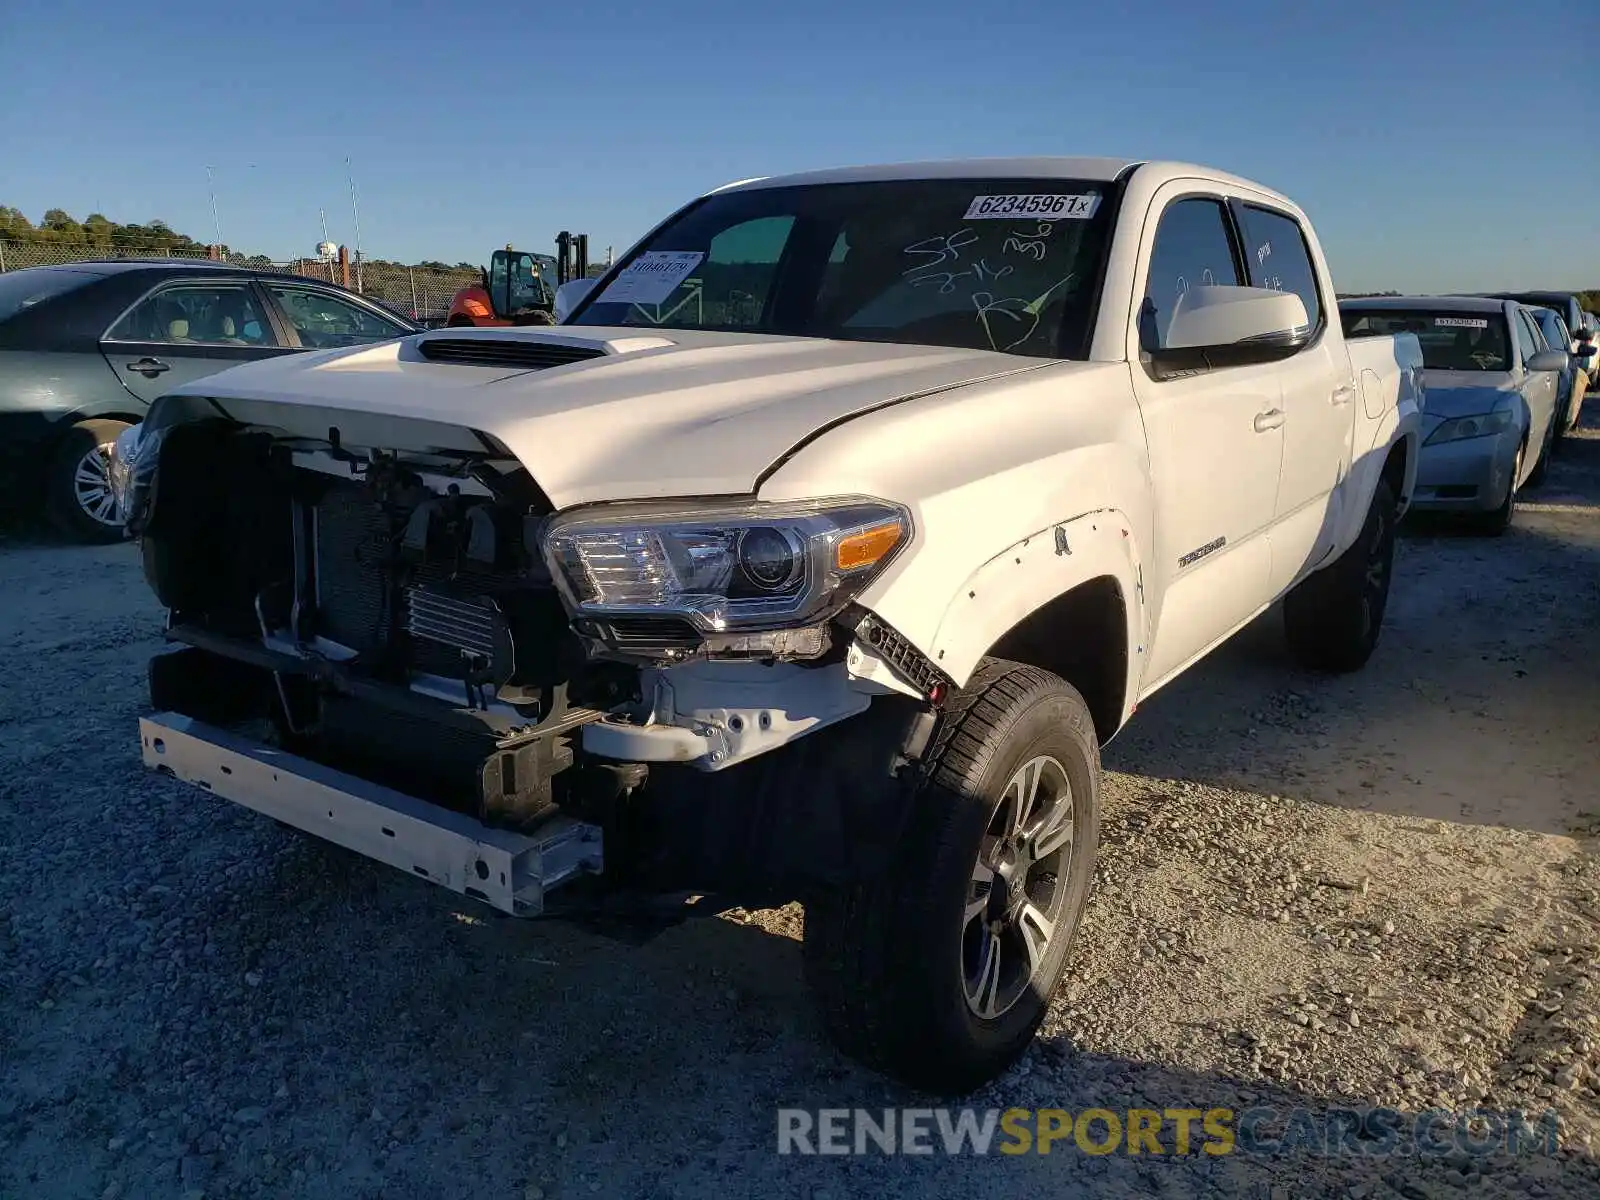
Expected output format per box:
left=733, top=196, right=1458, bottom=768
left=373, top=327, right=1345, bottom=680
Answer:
left=1526, top=349, right=1569, bottom=372
left=1573, top=343, right=1597, bottom=360
left=1148, top=285, right=1312, bottom=378
left=554, top=277, right=599, bottom=323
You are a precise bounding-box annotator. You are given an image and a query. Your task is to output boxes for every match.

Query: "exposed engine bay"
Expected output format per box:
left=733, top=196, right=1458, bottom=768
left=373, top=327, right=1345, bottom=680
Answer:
left=132, top=416, right=933, bottom=911
left=137, top=419, right=640, bottom=829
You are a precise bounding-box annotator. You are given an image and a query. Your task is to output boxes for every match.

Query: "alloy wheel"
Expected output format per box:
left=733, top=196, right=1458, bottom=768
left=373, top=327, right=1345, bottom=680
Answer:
left=73, top=442, right=120, bottom=527
left=962, top=755, right=1075, bottom=1020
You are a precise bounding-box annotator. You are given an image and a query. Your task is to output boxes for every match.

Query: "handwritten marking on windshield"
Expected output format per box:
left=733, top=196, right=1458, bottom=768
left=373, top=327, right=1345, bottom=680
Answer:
left=1002, top=222, right=1055, bottom=262
left=973, top=273, right=1076, bottom=353
left=973, top=258, right=1013, bottom=283
left=902, top=229, right=979, bottom=279
left=910, top=270, right=973, bottom=295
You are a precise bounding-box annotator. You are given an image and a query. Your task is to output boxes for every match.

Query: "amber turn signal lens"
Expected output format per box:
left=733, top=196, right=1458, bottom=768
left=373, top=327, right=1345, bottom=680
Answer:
left=835, top=521, right=903, bottom=572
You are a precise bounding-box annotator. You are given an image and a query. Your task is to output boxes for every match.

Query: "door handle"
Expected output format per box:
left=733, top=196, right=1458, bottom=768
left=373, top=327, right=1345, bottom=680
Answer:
left=125, top=357, right=170, bottom=378
left=1331, top=383, right=1356, bottom=406
left=1253, top=408, right=1286, bottom=432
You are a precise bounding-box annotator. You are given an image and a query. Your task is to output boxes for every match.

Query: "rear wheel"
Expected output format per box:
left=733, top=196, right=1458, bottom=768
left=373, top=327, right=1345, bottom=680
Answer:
left=1283, top=478, right=1397, bottom=673
left=46, top=418, right=132, bottom=544
left=803, top=660, right=1101, bottom=1095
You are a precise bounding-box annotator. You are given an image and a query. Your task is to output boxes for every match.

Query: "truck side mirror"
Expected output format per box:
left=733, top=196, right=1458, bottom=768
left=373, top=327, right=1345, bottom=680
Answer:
left=1148, top=285, right=1312, bottom=378
left=554, top=277, right=599, bottom=323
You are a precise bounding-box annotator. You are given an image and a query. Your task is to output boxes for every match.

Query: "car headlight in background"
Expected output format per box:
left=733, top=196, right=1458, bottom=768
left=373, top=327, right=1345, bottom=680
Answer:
left=542, top=497, right=911, bottom=632
left=1424, top=409, right=1514, bottom=445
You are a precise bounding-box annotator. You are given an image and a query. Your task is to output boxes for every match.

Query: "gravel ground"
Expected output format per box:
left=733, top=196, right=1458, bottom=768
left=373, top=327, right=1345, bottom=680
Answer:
left=2, top=418, right=1597, bottom=1200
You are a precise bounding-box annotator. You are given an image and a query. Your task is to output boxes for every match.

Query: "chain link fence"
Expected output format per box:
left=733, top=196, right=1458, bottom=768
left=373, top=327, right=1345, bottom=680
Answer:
left=0, top=241, right=480, bottom=326
left=0, top=241, right=212, bottom=272
left=346, top=261, right=481, bottom=325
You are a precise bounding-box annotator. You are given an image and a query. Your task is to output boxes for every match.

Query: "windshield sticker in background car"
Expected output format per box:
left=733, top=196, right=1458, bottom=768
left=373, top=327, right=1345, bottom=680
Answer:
left=1435, top=317, right=1489, bottom=329
left=963, top=194, right=1101, bottom=220
left=597, top=251, right=705, bottom=306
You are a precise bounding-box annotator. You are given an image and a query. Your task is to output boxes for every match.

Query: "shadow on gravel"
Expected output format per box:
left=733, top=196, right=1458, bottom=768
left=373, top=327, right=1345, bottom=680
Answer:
left=16, top=815, right=1583, bottom=1200
left=1105, top=477, right=1600, bottom=838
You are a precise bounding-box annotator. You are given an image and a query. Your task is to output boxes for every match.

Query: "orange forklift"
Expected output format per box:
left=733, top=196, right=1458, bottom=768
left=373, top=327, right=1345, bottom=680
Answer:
left=446, top=232, right=591, bottom=327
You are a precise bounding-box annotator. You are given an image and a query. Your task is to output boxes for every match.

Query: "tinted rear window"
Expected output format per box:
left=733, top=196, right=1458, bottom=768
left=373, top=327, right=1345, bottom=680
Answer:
left=0, top=268, right=100, bottom=323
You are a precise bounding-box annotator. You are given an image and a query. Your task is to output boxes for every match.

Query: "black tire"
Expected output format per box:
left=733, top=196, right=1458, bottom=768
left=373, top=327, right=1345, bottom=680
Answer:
left=45, top=418, right=132, bottom=544
left=1467, top=441, right=1521, bottom=537
left=1283, top=478, right=1397, bottom=673
left=1552, top=388, right=1571, bottom=454
left=1525, top=417, right=1555, bottom=488
left=445, top=314, right=476, bottom=328
left=802, top=659, right=1101, bottom=1095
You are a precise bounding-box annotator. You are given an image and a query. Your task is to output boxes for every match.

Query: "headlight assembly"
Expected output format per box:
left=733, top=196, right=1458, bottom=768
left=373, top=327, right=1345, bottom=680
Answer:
left=541, top=497, right=911, bottom=632
left=109, top=423, right=165, bottom=531
left=1425, top=409, right=1514, bottom=445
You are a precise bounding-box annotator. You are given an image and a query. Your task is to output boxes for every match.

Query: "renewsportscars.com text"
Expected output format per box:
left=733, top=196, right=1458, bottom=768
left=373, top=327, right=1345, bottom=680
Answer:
left=776, top=1107, right=1563, bottom=1158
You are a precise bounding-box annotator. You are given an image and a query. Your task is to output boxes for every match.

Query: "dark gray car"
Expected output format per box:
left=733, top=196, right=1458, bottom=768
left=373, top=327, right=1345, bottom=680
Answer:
left=0, top=261, right=416, bottom=541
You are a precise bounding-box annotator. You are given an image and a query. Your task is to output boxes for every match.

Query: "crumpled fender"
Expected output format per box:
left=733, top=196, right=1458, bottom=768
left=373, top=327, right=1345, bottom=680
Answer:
left=922, top=508, right=1148, bottom=724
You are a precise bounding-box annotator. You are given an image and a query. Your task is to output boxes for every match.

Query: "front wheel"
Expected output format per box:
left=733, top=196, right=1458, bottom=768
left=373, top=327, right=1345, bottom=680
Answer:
left=1525, top=417, right=1556, bottom=488
left=1283, top=478, right=1397, bottom=673
left=1467, top=441, right=1522, bottom=537
left=803, top=660, right=1101, bottom=1095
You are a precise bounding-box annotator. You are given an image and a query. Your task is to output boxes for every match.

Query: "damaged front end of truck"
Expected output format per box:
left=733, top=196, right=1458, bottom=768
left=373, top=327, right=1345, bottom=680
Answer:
left=119, top=389, right=945, bottom=924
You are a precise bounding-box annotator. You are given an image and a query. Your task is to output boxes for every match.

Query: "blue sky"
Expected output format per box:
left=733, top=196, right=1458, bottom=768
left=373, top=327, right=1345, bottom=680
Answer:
left=3, top=0, right=1596, bottom=292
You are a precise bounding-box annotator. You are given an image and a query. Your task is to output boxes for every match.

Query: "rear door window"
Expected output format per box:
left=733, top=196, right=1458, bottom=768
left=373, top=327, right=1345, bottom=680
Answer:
left=1234, top=204, right=1323, bottom=332
left=106, top=284, right=277, bottom=346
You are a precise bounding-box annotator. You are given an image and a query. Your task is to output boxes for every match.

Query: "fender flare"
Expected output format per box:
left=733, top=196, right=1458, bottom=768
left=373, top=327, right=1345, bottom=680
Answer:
left=922, top=507, right=1148, bottom=724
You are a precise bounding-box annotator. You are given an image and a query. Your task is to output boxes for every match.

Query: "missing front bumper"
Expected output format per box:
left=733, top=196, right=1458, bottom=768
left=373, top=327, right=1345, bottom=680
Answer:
left=139, top=713, right=602, bottom=915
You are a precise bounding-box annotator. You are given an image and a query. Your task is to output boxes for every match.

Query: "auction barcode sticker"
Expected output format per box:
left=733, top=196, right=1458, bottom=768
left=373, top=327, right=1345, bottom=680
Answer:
left=597, top=250, right=705, bottom=306
left=1434, top=316, right=1488, bottom=329
left=963, top=194, right=1101, bottom=220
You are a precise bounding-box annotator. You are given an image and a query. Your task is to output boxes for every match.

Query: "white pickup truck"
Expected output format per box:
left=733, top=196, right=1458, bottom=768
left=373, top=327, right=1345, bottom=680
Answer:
left=119, top=157, right=1422, bottom=1094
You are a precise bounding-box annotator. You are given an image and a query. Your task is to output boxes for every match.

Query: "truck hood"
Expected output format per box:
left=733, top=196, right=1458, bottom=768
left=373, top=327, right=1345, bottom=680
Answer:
left=174, top=327, right=1043, bottom=507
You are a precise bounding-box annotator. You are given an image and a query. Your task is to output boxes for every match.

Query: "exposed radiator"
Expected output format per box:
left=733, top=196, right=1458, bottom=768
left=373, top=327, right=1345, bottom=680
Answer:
left=312, top=486, right=394, bottom=654
left=308, top=481, right=517, bottom=682
left=406, top=586, right=499, bottom=660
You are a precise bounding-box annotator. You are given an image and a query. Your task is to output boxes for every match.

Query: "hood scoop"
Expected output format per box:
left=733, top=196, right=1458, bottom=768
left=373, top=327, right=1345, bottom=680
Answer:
left=415, top=337, right=608, bottom=371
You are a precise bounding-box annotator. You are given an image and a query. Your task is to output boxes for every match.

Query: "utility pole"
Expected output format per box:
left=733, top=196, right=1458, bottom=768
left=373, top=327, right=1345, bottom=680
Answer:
left=320, top=208, right=334, bottom=283
left=346, top=157, right=364, bottom=292
left=204, top=166, right=223, bottom=252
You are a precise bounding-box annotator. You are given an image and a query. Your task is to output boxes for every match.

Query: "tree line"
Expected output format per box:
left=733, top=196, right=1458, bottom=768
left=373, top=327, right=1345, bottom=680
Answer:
left=0, top=206, right=210, bottom=252
left=0, top=205, right=479, bottom=273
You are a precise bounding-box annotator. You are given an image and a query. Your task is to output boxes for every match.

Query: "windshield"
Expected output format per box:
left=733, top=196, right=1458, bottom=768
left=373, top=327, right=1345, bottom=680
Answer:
left=0, top=268, right=99, bottom=324
left=1340, top=308, right=1510, bottom=372
left=569, top=179, right=1118, bottom=359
